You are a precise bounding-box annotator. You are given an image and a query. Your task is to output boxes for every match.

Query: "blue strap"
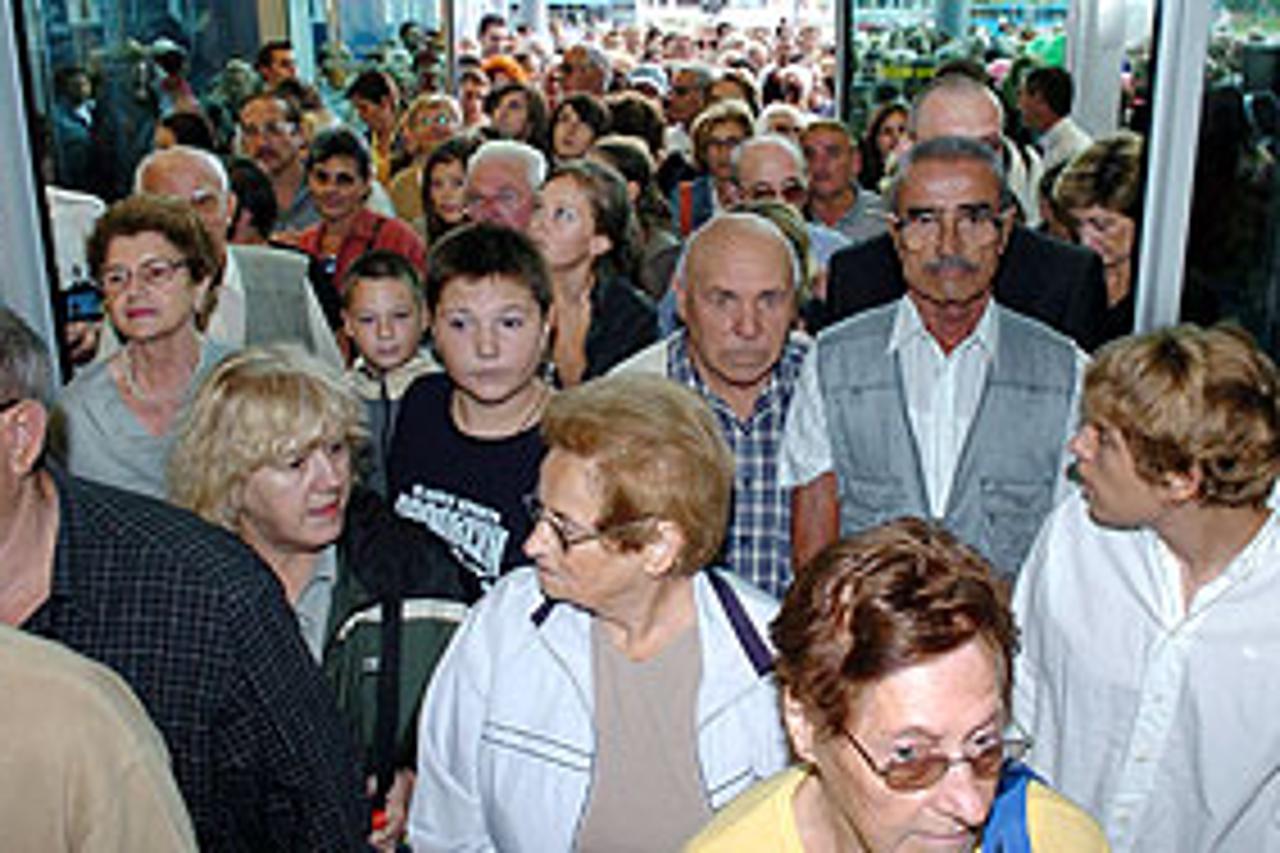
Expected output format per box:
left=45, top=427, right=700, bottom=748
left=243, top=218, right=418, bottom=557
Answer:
left=981, top=760, right=1041, bottom=853
left=706, top=570, right=775, bottom=676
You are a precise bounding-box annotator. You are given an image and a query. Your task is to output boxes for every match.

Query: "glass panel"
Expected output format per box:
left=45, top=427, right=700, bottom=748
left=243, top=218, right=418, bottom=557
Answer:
left=25, top=0, right=266, bottom=200
left=1181, top=9, right=1280, bottom=357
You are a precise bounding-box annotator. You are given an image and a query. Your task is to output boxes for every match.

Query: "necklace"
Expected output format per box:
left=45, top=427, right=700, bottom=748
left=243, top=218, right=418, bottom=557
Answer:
left=452, top=382, right=550, bottom=438
left=119, top=345, right=195, bottom=405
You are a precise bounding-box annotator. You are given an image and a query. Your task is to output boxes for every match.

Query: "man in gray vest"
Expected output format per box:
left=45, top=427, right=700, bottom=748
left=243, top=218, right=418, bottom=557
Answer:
left=100, top=145, right=342, bottom=366
left=781, top=136, right=1084, bottom=578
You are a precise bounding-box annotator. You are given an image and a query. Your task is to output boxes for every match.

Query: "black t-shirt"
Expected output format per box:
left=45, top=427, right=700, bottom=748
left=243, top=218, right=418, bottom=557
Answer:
left=387, top=373, right=545, bottom=587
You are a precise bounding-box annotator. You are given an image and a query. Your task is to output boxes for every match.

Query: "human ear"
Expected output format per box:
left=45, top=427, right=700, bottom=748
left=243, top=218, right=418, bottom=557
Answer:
left=783, top=688, right=818, bottom=764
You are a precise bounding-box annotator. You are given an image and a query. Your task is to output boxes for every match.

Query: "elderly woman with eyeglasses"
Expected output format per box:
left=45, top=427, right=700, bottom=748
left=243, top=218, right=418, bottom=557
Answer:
left=408, top=374, right=788, bottom=852
left=53, top=195, right=232, bottom=499
left=686, top=519, right=1109, bottom=852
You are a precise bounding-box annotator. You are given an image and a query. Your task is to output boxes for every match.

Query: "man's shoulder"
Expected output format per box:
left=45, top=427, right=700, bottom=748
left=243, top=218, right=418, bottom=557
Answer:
left=228, top=243, right=309, bottom=287
left=57, top=473, right=275, bottom=605
left=609, top=333, right=674, bottom=377
left=818, top=299, right=898, bottom=348
left=1005, top=225, right=1097, bottom=271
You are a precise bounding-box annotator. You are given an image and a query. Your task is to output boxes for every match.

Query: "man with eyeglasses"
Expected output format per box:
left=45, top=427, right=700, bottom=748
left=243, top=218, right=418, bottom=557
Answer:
left=463, top=140, right=545, bottom=232
left=103, top=145, right=342, bottom=365
left=799, top=119, right=888, bottom=245
left=732, top=135, right=850, bottom=292
left=614, top=213, right=810, bottom=600
left=687, top=518, right=1107, bottom=851
left=0, top=307, right=367, bottom=850
left=824, top=73, right=1108, bottom=352
left=781, top=136, right=1086, bottom=580
left=238, top=91, right=318, bottom=234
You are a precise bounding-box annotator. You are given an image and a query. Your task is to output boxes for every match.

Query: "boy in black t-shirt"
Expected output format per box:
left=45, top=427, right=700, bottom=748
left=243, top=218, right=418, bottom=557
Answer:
left=387, top=224, right=552, bottom=585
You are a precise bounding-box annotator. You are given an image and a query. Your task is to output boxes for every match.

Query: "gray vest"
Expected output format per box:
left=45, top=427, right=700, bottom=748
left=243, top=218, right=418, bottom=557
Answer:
left=816, top=302, right=1077, bottom=579
left=229, top=245, right=317, bottom=352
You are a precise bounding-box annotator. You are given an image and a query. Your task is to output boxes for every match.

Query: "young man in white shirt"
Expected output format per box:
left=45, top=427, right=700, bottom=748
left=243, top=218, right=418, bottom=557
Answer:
left=1014, top=323, right=1280, bottom=851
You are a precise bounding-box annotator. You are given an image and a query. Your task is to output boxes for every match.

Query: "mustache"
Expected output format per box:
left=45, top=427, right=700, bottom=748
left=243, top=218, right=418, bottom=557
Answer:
left=924, top=255, right=980, bottom=275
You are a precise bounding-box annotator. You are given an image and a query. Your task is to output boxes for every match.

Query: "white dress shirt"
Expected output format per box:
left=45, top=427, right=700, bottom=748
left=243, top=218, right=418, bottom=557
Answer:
left=1014, top=492, right=1280, bottom=851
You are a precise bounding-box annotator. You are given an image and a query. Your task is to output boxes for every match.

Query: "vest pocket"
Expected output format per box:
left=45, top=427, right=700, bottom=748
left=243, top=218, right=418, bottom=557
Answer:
left=978, top=478, right=1054, bottom=578
left=838, top=476, right=909, bottom=534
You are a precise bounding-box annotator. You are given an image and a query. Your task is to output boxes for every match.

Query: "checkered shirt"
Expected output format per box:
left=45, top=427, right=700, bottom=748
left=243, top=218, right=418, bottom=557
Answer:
left=668, top=332, right=810, bottom=600
left=24, top=467, right=368, bottom=851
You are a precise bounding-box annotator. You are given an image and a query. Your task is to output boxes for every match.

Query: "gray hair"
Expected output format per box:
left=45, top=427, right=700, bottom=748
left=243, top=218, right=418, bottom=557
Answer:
left=887, top=135, right=1011, bottom=212
left=732, top=133, right=808, bottom=183
left=674, top=211, right=803, bottom=294
left=907, top=73, right=1005, bottom=138
left=467, top=139, right=547, bottom=192
left=755, top=102, right=809, bottom=136
left=0, top=307, right=55, bottom=408
left=574, top=43, right=614, bottom=91
left=134, top=145, right=230, bottom=195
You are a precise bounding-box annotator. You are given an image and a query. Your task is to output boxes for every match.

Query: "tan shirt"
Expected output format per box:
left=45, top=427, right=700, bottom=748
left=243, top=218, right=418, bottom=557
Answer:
left=577, top=621, right=712, bottom=852
left=0, top=624, right=197, bottom=852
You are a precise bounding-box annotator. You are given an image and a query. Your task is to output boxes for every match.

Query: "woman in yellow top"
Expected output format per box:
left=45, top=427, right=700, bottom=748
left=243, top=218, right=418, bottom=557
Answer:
left=686, top=519, right=1110, bottom=853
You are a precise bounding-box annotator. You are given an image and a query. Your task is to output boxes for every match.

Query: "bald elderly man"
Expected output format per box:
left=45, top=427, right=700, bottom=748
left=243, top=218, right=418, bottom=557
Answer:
left=616, top=213, right=809, bottom=599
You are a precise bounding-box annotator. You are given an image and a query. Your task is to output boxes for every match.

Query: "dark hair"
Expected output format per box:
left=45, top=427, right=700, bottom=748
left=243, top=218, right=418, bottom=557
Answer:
left=346, top=68, right=396, bottom=104
left=227, top=156, right=278, bottom=238
left=859, top=100, right=908, bottom=190
left=255, top=40, right=292, bottom=73
left=485, top=82, right=551, bottom=153
left=426, top=223, right=551, bottom=314
left=1023, top=66, right=1074, bottom=118
left=307, top=126, right=372, bottom=180
left=590, top=135, right=669, bottom=238
left=87, top=195, right=218, bottom=285
left=602, top=91, right=664, bottom=158
left=478, top=13, right=506, bottom=38
left=273, top=78, right=325, bottom=112
left=773, top=518, right=1018, bottom=735
left=421, top=134, right=482, bottom=242
left=342, top=249, right=425, bottom=308
left=159, top=111, right=217, bottom=152
left=713, top=68, right=760, bottom=116
left=552, top=94, right=611, bottom=152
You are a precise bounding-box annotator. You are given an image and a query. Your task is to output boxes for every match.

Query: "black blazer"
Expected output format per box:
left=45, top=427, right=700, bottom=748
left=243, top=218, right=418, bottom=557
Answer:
left=822, top=225, right=1110, bottom=352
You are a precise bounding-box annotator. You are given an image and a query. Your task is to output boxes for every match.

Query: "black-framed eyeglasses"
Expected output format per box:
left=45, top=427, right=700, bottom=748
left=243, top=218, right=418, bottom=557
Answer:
left=522, top=494, right=654, bottom=552
left=891, top=204, right=1009, bottom=252
left=842, top=729, right=1030, bottom=792
left=0, top=397, right=22, bottom=414
left=522, top=494, right=607, bottom=551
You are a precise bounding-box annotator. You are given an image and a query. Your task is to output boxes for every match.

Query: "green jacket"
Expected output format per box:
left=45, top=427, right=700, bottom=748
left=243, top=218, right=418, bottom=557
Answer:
left=322, top=488, right=479, bottom=800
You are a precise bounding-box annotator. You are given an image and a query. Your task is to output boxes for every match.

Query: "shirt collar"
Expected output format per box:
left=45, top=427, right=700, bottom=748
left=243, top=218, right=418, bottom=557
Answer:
left=888, top=294, right=999, bottom=360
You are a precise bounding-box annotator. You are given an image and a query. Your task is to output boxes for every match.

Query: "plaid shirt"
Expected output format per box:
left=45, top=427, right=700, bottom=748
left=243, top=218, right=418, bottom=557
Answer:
left=24, top=468, right=368, bottom=851
left=668, top=332, right=810, bottom=599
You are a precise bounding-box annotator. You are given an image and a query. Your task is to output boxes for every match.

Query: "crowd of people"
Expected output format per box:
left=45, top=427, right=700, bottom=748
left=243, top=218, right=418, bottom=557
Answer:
left=3, top=8, right=1280, bottom=852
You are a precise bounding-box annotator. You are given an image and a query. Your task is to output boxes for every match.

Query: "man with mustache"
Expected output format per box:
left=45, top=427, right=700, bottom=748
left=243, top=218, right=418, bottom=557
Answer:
left=781, top=136, right=1086, bottom=580
left=613, top=213, right=807, bottom=599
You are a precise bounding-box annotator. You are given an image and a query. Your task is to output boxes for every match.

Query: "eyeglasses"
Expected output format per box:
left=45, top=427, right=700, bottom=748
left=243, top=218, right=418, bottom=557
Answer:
left=743, top=180, right=808, bottom=206
left=523, top=494, right=608, bottom=551
left=416, top=112, right=456, bottom=128
left=706, top=135, right=745, bottom=151
left=98, top=257, right=189, bottom=293
left=239, top=121, right=295, bottom=138
left=466, top=188, right=524, bottom=213
left=0, top=397, right=22, bottom=414
left=843, top=729, right=1030, bottom=792
left=892, top=204, right=1008, bottom=252
left=522, top=494, right=654, bottom=552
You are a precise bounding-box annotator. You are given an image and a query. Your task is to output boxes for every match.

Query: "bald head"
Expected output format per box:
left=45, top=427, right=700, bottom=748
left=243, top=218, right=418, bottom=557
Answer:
left=910, top=75, right=1004, bottom=152
left=677, top=212, right=798, bottom=416
left=135, top=146, right=234, bottom=261
left=733, top=135, right=809, bottom=209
